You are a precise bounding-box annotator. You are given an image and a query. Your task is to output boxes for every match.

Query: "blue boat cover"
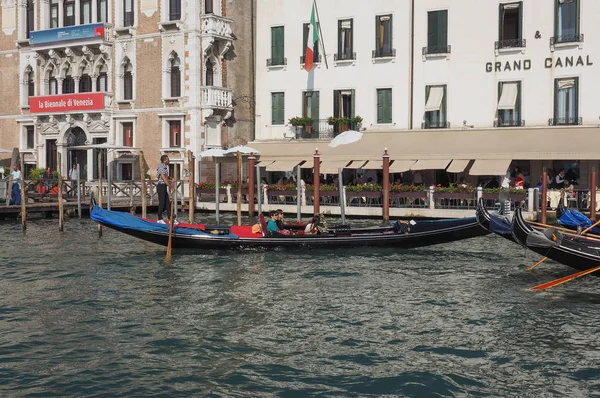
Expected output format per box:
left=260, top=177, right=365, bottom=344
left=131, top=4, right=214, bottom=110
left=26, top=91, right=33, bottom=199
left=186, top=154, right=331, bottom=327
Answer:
left=558, top=207, right=600, bottom=234
left=90, top=206, right=239, bottom=238
left=489, top=214, right=512, bottom=236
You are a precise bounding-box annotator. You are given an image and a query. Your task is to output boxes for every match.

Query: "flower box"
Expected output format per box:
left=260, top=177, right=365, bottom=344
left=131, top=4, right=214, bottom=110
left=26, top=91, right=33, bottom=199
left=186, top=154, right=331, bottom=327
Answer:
left=268, top=190, right=298, bottom=196
left=435, top=193, right=474, bottom=200
left=346, top=191, right=382, bottom=198
left=197, top=188, right=227, bottom=195
left=390, top=191, right=427, bottom=199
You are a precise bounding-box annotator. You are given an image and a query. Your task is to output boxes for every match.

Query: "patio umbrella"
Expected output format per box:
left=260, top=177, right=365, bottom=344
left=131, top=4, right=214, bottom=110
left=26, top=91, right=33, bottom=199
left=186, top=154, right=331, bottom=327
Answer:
left=328, top=130, right=363, bottom=148
left=223, top=146, right=260, bottom=155
left=198, top=148, right=226, bottom=158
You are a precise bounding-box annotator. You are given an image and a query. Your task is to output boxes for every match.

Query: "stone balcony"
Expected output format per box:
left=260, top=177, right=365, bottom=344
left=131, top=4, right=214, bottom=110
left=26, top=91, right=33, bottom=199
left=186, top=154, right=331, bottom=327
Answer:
left=29, top=23, right=111, bottom=51
left=201, top=86, right=232, bottom=110
left=201, top=14, right=233, bottom=57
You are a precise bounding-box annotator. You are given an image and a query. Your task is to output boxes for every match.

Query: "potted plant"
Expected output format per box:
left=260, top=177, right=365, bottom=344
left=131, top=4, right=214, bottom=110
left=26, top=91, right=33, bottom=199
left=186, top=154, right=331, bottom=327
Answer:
left=338, top=116, right=351, bottom=132
left=351, top=115, right=363, bottom=130
left=289, top=117, right=304, bottom=127
left=327, top=116, right=338, bottom=126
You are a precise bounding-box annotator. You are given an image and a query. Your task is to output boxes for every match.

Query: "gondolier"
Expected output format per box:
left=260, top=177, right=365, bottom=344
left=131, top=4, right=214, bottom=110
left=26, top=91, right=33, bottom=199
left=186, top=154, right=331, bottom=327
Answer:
left=157, top=155, right=173, bottom=224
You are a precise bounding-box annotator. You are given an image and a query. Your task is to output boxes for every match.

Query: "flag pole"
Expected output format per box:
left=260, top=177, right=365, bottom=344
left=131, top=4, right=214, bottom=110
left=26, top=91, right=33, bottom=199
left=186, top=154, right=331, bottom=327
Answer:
left=313, top=0, right=328, bottom=69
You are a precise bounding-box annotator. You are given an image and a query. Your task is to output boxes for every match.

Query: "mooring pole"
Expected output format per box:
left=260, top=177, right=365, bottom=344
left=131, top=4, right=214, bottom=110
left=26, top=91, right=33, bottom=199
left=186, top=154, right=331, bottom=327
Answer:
left=215, top=160, right=220, bottom=224
left=77, top=162, right=81, bottom=218
left=382, top=148, right=390, bottom=222
left=173, top=163, right=178, bottom=221
left=256, top=164, right=262, bottom=214
left=139, top=150, right=147, bottom=218
left=297, top=164, right=302, bottom=222
left=107, top=154, right=112, bottom=211
left=591, top=167, right=597, bottom=221
left=188, top=150, right=195, bottom=223
left=338, top=167, right=345, bottom=224
left=57, top=152, right=64, bottom=231
left=19, top=155, right=26, bottom=231
left=237, top=151, right=242, bottom=226
left=248, top=154, right=255, bottom=217
left=541, top=169, right=548, bottom=224
left=313, top=149, right=320, bottom=215
left=97, top=150, right=103, bottom=238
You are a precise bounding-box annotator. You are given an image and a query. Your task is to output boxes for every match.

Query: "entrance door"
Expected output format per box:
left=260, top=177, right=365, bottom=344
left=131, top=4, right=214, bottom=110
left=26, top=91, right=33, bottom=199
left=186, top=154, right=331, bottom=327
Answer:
left=66, top=127, right=88, bottom=179
left=46, top=139, right=57, bottom=170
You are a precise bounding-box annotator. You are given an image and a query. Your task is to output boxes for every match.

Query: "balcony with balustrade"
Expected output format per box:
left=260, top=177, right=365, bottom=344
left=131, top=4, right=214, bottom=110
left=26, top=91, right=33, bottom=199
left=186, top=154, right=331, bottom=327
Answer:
left=201, top=14, right=234, bottom=56
left=201, top=87, right=233, bottom=112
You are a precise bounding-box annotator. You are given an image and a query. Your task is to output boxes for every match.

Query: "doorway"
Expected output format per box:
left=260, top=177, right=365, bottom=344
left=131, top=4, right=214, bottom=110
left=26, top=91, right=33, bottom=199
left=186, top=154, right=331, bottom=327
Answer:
left=66, top=127, right=88, bottom=179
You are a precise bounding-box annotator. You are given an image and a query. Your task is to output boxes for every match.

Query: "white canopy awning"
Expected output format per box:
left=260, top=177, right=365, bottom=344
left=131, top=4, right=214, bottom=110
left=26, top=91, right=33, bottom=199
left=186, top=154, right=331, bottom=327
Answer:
left=411, top=159, right=451, bottom=170
left=265, top=160, right=304, bottom=172
left=424, top=86, right=444, bottom=112
left=446, top=159, right=471, bottom=173
left=320, top=160, right=349, bottom=174
left=498, top=83, right=518, bottom=110
left=390, top=160, right=416, bottom=172
left=345, top=160, right=368, bottom=169
left=469, top=159, right=512, bottom=176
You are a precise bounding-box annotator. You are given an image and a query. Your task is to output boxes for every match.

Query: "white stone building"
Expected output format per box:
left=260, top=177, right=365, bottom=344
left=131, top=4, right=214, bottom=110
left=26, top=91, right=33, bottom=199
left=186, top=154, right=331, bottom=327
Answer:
left=254, top=0, right=600, bottom=188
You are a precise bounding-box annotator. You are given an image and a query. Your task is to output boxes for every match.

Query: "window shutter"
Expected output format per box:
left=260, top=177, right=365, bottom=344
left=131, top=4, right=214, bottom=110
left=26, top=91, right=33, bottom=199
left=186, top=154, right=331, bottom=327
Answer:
left=442, top=85, right=447, bottom=123
left=553, top=79, right=558, bottom=120
left=303, top=23, right=308, bottom=56
left=573, top=77, right=578, bottom=119
left=428, top=12, right=437, bottom=47
left=337, top=20, right=342, bottom=56
left=439, top=10, right=448, bottom=48
left=518, top=1, right=523, bottom=40
left=388, top=15, right=393, bottom=51
left=385, top=89, right=393, bottom=123
left=516, top=81, right=521, bottom=118
left=271, top=93, right=276, bottom=124
left=278, top=27, right=284, bottom=62
left=576, top=0, right=580, bottom=35
left=312, top=91, right=320, bottom=124
left=350, top=19, right=354, bottom=54
left=498, top=4, right=504, bottom=41
left=350, top=89, right=356, bottom=118
left=333, top=90, right=340, bottom=118
left=279, top=93, right=285, bottom=125
left=377, top=90, right=383, bottom=123
left=554, top=0, right=559, bottom=37
left=375, top=16, right=381, bottom=52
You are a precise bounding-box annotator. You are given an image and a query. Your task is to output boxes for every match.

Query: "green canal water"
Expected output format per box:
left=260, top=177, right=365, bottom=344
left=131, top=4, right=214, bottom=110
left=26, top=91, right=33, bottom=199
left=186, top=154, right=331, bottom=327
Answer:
left=1, top=213, right=599, bottom=396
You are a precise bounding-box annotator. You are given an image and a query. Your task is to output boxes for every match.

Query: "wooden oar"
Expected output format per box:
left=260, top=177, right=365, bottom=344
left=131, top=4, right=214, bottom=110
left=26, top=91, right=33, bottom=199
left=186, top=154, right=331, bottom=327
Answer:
left=580, top=218, right=600, bottom=235
left=528, top=224, right=600, bottom=243
left=528, top=257, right=548, bottom=271
left=532, top=264, right=600, bottom=291
left=165, top=196, right=175, bottom=264
left=527, top=220, right=600, bottom=239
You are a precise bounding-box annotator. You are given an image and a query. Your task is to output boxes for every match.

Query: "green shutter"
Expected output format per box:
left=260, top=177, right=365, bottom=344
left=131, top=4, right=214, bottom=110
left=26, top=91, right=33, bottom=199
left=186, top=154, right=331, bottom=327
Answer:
left=271, top=93, right=276, bottom=124
left=553, top=79, right=558, bottom=121
left=516, top=81, right=521, bottom=118
left=389, top=15, right=393, bottom=51
left=271, top=93, right=284, bottom=125
left=377, top=89, right=383, bottom=123
left=333, top=90, right=340, bottom=118
left=439, top=10, right=448, bottom=48
left=385, top=89, right=393, bottom=123
left=518, top=1, right=523, bottom=40
left=576, top=0, right=580, bottom=35
left=498, top=4, right=504, bottom=41
left=350, top=18, right=354, bottom=54
left=375, top=16, right=380, bottom=53
left=337, top=20, right=342, bottom=56
left=442, top=86, right=447, bottom=124
left=427, top=12, right=437, bottom=47
left=312, top=91, right=319, bottom=129
left=350, top=89, right=355, bottom=118
left=271, top=26, right=284, bottom=64
left=303, top=23, right=308, bottom=57
left=278, top=27, right=284, bottom=63
left=271, top=27, right=276, bottom=61
left=279, top=93, right=285, bottom=125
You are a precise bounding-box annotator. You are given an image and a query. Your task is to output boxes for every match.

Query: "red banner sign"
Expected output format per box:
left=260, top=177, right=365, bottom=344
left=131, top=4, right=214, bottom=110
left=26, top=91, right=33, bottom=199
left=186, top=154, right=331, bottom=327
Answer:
left=30, top=92, right=105, bottom=113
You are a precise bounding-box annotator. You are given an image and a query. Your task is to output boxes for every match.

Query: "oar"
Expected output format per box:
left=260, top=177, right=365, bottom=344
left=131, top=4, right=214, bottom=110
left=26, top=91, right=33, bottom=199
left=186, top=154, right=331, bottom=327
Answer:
left=165, top=196, right=175, bottom=264
left=527, top=220, right=600, bottom=239
left=528, top=257, right=548, bottom=271
left=532, top=264, right=600, bottom=291
left=580, top=218, right=600, bottom=235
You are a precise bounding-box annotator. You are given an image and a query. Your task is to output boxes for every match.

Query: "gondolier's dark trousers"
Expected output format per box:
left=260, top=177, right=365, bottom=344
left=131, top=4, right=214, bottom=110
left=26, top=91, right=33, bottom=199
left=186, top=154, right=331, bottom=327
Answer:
left=157, top=183, right=171, bottom=220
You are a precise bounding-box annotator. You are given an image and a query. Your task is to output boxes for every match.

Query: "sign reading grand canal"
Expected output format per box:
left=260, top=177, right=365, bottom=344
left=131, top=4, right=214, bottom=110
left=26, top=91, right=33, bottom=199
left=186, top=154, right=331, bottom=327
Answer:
left=30, top=93, right=105, bottom=113
left=486, top=55, right=593, bottom=72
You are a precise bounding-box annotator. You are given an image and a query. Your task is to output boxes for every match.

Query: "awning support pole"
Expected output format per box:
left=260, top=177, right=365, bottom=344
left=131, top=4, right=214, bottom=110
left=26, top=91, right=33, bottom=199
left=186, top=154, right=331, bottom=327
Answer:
left=215, top=160, right=220, bottom=225
left=338, top=168, right=345, bottom=224
left=296, top=164, right=302, bottom=222
left=248, top=154, right=255, bottom=217
left=313, top=149, right=320, bottom=215
left=256, top=164, right=262, bottom=214
left=541, top=169, right=548, bottom=224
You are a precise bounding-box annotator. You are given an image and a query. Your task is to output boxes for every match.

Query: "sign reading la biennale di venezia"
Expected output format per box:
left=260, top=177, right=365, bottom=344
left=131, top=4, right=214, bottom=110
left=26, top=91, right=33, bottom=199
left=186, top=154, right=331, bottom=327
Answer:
left=485, top=55, right=593, bottom=72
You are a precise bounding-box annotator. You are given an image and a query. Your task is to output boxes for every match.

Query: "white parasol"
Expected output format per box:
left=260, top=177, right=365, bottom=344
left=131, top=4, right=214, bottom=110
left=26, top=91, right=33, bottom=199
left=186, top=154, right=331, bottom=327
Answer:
left=328, top=130, right=363, bottom=148
left=223, top=145, right=260, bottom=155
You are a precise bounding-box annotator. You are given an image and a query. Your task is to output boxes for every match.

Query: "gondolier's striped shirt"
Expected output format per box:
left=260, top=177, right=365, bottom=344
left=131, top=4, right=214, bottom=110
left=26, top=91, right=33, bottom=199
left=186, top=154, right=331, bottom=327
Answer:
left=157, top=163, right=169, bottom=184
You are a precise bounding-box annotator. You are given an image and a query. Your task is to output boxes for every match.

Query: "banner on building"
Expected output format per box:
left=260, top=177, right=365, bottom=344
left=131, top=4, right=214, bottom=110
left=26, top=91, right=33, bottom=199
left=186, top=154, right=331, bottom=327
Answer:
left=30, top=24, right=105, bottom=46
left=30, top=93, right=105, bottom=113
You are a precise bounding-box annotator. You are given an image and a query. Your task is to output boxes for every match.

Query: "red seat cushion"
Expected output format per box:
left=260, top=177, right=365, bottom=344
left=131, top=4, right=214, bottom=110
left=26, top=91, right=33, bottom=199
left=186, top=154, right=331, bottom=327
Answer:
left=230, top=225, right=263, bottom=238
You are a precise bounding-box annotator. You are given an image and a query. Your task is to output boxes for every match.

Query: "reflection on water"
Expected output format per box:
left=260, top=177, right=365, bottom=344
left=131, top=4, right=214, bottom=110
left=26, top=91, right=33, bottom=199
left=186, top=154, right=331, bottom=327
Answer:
left=0, top=216, right=599, bottom=396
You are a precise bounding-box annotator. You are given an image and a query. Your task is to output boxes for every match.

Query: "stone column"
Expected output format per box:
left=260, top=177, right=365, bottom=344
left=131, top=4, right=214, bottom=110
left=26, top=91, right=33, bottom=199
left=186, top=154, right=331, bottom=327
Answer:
left=74, top=1, right=80, bottom=25
left=73, top=76, right=80, bottom=93
left=57, top=77, right=64, bottom=94
left=90, top=74, right=98, bottom=92
left=58, top=0, right=64, bottom=27
left=40, top=0, right=50, bottom=30
left=92, top=0, right=98, bottom=23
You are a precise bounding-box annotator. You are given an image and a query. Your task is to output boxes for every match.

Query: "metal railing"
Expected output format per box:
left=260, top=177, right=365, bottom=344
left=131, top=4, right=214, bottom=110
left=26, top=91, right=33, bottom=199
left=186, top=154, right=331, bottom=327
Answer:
left=300, top=54, right=322, bottom=64
left=550, top=33, right=584, bottom=45
left=548, top=117, right=582, bottom=126
left=372, top=48, right=396, bottom=58
left=421, top=120, right=450, bottom=129
left=422, top=44, right=451, bottom=55
left=495, top=38, right=526, bottom=49
left=334, top=52, right=356, bottom=61
left=267, top=58, right=287, bottom=67
left=494, top=119, right=525, bottom=127
left=293, top=119, right=335, bottom=140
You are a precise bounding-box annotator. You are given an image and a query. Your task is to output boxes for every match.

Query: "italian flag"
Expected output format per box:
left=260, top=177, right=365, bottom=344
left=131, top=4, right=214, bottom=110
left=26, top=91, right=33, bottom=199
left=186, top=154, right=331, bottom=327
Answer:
left=304, top=1, right=318, bottom=72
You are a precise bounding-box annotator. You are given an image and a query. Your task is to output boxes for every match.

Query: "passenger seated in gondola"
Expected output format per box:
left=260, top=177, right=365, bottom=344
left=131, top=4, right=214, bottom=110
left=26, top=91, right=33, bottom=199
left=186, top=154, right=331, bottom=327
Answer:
left=275, top=209, right=292, bottom=235
left=267, top=211, right=282, bottom=235
left=304, top=216, right=318, bottom=234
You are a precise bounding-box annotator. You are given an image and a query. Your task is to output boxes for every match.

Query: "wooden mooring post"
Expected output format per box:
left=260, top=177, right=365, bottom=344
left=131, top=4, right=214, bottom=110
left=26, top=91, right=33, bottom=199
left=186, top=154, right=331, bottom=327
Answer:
left=19, top=155, right=26, bottom=231
left=57, top=153, right=64, bottom=231
left=188, top=150, right=195, bottom=224
left=139, top=150, right=147, bottom=218
left=97, top=151, right=103, bottom=238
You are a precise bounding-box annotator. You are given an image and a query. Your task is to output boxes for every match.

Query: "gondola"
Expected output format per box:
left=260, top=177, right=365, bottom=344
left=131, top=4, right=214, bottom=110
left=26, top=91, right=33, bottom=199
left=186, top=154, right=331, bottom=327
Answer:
left=475, top=199, right=515, bottom=241
left=90, top=205, right=489, bottom=250
left=556, top=202, right=600, bottom=235
left=511, top=206, right=600, bottom=274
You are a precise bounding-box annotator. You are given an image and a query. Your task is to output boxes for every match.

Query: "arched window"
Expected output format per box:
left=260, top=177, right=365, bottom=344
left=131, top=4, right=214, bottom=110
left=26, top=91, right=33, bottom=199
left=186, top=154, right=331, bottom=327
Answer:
left=26, top=70, right=35, bottom=98
left=205, top=59, right=214, bottom=86
left=123, top=61, right=133, bottom=100
left=26, top=0, right=34, bottom=39
left=170, top=55, right=181, bottom=98
left=48, top=69, right=58, bottom=95
left=79, top=74, right=92, bottom=93
left=63, top=67, right=75, bottom=94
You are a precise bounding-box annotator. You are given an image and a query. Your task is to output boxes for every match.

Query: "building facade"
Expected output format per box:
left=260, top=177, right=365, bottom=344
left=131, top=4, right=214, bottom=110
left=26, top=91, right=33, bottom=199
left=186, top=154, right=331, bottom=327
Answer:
left=255, top=0, right=600, bottom=188
left=0, top=0, right=255, bottom=181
